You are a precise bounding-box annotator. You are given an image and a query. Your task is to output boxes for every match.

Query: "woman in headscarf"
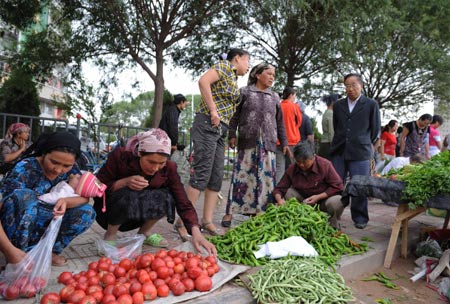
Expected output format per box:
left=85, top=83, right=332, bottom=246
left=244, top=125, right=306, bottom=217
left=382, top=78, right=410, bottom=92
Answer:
left=0, top=122, right=32, bottom=174
left=0, top=131, right=95, bottom=266
left=94, top=128, right=216, bottom=256
left=221, top=63, right=290, bottom=227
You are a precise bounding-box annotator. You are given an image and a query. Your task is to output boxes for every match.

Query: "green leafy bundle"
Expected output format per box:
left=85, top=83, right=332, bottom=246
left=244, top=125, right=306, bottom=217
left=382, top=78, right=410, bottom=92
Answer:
left=389, top=151, right=450, bottom=208
left=209, top=199, right=367, bottom=266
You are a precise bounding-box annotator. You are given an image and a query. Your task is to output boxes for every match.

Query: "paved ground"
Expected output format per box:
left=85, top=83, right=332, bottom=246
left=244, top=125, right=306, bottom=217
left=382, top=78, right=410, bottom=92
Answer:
left=0, top=177, right=447, bottom=303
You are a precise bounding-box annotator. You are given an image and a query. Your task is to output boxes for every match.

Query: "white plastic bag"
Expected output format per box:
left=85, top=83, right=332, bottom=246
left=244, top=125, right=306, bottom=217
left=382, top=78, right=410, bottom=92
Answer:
left=254, top=236, right=318, bottom=259
left=96, top=234, right=145, bottom=263
left=0, top=216, right=62, bottom=300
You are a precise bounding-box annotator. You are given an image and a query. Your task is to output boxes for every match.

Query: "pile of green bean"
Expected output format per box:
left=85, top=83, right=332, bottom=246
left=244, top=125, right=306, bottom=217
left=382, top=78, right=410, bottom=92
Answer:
left=247, top=258, right=354, bottom=304
left=209, top=199, right=368, bottom=266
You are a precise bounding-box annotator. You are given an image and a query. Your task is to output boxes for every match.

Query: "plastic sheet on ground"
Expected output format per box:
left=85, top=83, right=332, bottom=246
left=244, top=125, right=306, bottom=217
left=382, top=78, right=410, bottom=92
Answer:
left=151, top=242, right=251, bottom=304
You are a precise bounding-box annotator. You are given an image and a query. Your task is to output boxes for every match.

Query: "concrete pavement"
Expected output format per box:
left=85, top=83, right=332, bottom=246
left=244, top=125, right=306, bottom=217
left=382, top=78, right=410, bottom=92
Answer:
left=0, top=178, right=445, bottom=303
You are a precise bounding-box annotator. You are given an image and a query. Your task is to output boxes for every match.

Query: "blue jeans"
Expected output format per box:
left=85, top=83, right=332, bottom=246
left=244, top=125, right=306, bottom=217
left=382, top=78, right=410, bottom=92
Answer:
left=332, top=155, right=370, bottom=224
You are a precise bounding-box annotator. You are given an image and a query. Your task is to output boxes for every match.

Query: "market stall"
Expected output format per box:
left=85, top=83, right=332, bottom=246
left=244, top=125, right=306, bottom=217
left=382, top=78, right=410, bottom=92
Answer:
left=341, top=175, right=450, bottom=268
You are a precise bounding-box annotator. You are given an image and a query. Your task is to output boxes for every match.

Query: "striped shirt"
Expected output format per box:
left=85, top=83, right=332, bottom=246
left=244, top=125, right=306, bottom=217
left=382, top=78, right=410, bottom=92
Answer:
left=197, top=60, right=239, bottom=125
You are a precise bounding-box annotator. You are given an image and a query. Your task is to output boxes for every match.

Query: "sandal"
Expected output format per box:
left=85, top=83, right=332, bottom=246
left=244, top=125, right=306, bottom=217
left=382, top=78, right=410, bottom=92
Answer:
left=52, top=254, right=68, bottom=267
left=143, top=233, right=169, bottom=248
left=201, top=220, right=224, bottom=236
left=174, top=222, right=192, bottom=242
left=221, top=214, right=232, bottom=228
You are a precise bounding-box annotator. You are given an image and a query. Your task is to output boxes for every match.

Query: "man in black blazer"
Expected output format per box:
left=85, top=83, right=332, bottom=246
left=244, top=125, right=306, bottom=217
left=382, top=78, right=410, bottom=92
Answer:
left=330, top=73, right=381, bottom=229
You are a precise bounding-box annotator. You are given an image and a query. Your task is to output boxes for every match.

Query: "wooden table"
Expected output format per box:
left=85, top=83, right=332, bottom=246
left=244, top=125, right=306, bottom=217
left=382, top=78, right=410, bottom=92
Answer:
left=384, top=204, right=450, bottom=268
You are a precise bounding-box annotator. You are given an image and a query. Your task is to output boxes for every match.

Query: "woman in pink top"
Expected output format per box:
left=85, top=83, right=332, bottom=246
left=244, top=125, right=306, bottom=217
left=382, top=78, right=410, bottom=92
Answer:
left=375, top=120, right=398, bottom=172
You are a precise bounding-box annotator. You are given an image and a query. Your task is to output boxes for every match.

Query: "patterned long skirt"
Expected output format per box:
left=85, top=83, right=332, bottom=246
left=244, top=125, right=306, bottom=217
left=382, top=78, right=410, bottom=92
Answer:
left=226, top=138, right=276, bottom=215
left=1, top=189, right=96, bottom=254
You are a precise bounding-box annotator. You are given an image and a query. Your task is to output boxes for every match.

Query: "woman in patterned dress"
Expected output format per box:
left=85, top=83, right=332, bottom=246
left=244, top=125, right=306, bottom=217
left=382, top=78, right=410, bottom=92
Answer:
left=0, top=131, right=95, bottom=266
left=221, top=63, right=290, bottom=225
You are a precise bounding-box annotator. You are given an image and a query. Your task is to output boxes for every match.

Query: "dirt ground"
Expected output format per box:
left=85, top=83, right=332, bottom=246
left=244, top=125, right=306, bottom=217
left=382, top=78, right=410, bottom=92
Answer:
left=347, top=256, right=448, bottom=304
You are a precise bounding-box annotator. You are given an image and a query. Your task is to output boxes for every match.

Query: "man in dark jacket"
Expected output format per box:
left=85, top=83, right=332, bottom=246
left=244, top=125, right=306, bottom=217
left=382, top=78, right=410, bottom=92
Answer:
left=159, top=94, right=189, bottom=154
left=330, top=73, right=380, bottom=229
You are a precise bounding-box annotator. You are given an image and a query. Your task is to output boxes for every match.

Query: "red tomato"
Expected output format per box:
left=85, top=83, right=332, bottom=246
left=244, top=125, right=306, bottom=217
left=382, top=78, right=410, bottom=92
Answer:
left=101, top=273, right=116, bottom=287
left=195, top=275, right=213, bottom=292
left=59, top=285, right=76, bottom=302
left=182, top=278, right=195, bottom=292
left=76, top=281, right=89, bottom=292
left=78, top=295, right=97, bottom=304
left=4, top=285, right=19, bottom=300
left=32, top=277, right=47, bottom=291
left=101, top=294, right=116, bottom=304
left=148, top=270, right=157, bottom=281
left=40, top=292, right=61, bottom=304
left=173, top=257, right=182, bottom=265
left=98, top=257, right=112, bottom=265
left=103, top=284, right=115, bottom=295
left=157, top=284, right=170, bottom=297
left=137, top=272, right=151, bottom=284
left=153, top=278, right=166, bottom=288
left=98, top=262, right=110, bottom=272
left=132, top=291, right=144, bottom=304
left=85, top=270, right=97, bottom=278
left=68, top=289, right=86, bottom=304
left=114, top=266, right=127, bottom=278
left=185, top=257, right=199, bottom=270
left=86, top=284, right=103, bottom=295
left=138, top=254, right=153, bottom=269
left=126, top=269, right=137, bottom=280
left=187, top=252, right=194, bottom=259
left=87, top=276, right=100, bottom=286
left=173, top=263, right=185, bottom=274
left=170, top=279, right=186, bottom=296
left=167, top=249, right=178, bottom=258
left=187, top=267, right=203, bottom=279
left=91, top=291, right=103, bottom=303
left=155, top=249, right=167, bottom=259
left=112, top=284, right=128, bottom=298
left=206, top=255, right=217, bottom=265
left=206, top=266, right=216, bottom=277
left=116, top=294, right=133, bottom=304
left=19, top=282, right=37, bottom=298
left=141, top=282, right=157, bottom=301
left=172, top=273, right=182, bottom=281
left=58, top=271, right=73, bottom=285
left=129, top=281, right=142, bottom=294
left=156, top=266, right=170, bottom=279
left=88, top=261, right=98, bottom=271
left=118, top=258, right=133, bottom=272
left=150, top=257, right=166, bottom=271
left=177, top=251, right=188, bottom=261
left=108, top=264, right=117, bottom=273
left=213, top=263, right=220, bottom=273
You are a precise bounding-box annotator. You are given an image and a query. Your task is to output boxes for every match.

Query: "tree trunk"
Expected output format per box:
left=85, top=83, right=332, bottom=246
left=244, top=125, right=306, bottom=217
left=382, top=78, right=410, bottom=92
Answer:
left=151, top=51, right=165, bottom=128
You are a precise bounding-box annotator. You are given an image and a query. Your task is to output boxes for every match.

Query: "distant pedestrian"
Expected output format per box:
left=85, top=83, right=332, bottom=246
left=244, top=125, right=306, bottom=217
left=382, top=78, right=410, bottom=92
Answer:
left=298, top=101, right=314, bottom=144
left=429, top=114, right=444, bottom=157
left=399, top=114, right=432, bottom=159
left=330, top=73, right=381, bottom=229
left=275, top=87, right=302, bottom=182
left=318, top=94, right=339, bottom=160
left=375, top=120, right=398, bottom=172
left=0, top=122, right=32, bottom=175
left=159, top=94, right=189, bottom=155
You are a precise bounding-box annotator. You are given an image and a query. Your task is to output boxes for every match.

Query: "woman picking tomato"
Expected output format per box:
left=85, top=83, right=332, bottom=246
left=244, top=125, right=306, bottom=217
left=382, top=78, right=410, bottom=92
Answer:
left=94, top=128, right=217, bottom=256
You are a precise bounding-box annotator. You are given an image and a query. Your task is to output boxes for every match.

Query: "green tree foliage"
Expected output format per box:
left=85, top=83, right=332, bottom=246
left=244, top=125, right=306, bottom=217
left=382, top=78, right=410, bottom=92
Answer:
left=0, top=0, right=41, bottom=29
left=59, top=0, right=242, bottom=127
left=333, top=0, right=450, bottom=115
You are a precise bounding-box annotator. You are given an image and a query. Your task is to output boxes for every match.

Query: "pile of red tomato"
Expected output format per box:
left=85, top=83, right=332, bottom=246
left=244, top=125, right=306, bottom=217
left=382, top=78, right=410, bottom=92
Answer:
left=39, top=249, right=219, bottom=304
left=0, top=276, right=47, bottom=300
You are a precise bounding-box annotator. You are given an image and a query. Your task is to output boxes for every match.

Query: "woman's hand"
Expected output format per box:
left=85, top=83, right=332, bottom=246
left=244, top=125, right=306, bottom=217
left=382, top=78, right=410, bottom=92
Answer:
left=283, top=146, right=293, bottom=159
left=229, top=138, right=236, bottom=149
left=191, top=226, right=217, bottom=256
left=54, top=199, right=67, bottom=217
left=126, top=175, right=149, bottom=191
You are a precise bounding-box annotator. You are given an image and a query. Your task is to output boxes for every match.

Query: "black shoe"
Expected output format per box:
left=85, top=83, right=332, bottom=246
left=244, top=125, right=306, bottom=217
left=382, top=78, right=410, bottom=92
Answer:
left=354, top=222, right=367, bottom=229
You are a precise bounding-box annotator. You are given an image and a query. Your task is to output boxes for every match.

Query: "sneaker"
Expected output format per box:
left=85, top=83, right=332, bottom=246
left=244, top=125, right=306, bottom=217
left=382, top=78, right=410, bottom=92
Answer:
left=143, top=233, right=169, bottom=248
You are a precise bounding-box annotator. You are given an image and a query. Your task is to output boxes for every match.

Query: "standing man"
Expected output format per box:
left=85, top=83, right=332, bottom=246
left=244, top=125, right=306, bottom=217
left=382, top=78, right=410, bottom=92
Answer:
left=159, top=94, right=189, bottom=154
left=330, top=73, right=381, bottom=229
left=276, top=87, right=302, bottom=182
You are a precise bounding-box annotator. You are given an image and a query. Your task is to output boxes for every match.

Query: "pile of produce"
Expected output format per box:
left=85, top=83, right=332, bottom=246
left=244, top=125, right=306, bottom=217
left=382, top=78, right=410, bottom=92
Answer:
left=247, top=258, right=353, bottom=304
left=37, top=249, right=219, bottom=304
left=209, top=199, right=367, bottom=266
left=386, top=151, right=450, bottom=208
